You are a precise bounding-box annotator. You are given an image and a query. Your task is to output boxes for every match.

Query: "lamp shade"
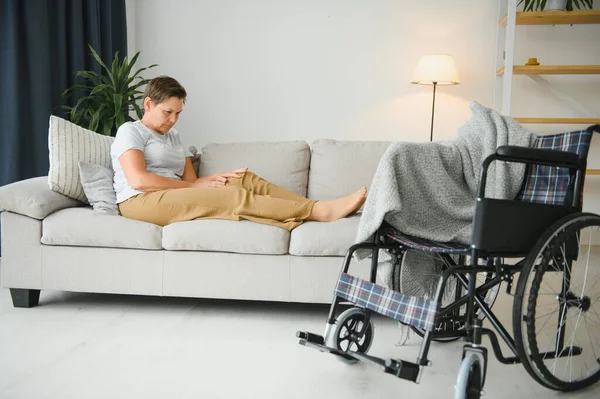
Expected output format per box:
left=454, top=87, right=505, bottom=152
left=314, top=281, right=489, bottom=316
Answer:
left=411, top=54, right=460, bottom=86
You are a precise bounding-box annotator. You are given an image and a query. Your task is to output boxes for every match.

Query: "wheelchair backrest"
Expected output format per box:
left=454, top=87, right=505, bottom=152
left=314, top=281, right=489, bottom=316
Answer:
left=515, top=125, right=599, bottom=208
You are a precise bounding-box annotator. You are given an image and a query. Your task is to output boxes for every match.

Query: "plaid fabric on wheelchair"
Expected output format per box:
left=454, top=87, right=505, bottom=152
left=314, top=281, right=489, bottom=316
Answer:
left=335, top=273, right=438, bottom=331
left=516, top=128, right=594, bottom=205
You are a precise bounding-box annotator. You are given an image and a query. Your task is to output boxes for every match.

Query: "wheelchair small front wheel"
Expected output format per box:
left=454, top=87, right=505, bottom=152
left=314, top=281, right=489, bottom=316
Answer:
left=326, top=307, right=374, bottom=365
left=454, top=354, right=483, bottom=399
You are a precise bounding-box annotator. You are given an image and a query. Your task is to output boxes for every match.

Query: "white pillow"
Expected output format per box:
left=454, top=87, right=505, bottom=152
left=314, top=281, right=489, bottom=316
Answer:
left=199, top=141, right=310, bottom=196
left=48, top=115, right=114, bottom=203
left=78, top=162, right=119, bottom=215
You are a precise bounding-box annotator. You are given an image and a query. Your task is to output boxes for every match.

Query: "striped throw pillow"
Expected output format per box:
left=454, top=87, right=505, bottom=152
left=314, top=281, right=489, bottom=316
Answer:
left=48, top=115, right=114, bottom=203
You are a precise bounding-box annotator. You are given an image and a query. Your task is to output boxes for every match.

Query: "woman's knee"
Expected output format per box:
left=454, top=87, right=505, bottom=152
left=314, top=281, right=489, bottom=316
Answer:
left=229, top=170, right=259, bottom=189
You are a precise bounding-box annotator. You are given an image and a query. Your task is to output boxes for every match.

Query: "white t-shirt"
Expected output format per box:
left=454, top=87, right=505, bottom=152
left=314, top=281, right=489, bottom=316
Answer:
left=111, top=121, right=193, bottom=203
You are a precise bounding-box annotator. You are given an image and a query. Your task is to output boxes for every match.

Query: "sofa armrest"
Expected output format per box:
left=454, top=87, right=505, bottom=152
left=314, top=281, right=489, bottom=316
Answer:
left=0, top=176, right=83, bottom=219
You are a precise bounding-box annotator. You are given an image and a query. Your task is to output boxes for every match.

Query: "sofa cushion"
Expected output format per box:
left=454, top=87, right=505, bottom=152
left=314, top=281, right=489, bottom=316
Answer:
left=289, top=214, right=361, bottom=256
left=199, top=141, right=310, bottom=196
left=48, top=115, right=115, bottom=203
left=42, top=207, right=162, bottom=250
left=0, top=176, right=83, bottom=219
left=163, top=219, right=290, bottom=255
left=78, top=162, right=119, bottom=215
left=308, top=140, right=391, bottom=200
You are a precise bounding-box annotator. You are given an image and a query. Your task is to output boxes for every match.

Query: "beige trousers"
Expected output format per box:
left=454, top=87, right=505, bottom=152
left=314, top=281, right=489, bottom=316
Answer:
left=118, top=171, right=316, bottom=231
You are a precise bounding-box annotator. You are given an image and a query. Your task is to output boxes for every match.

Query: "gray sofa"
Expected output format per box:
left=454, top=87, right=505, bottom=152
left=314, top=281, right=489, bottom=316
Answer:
left=0, top=139, right=390, bottom=308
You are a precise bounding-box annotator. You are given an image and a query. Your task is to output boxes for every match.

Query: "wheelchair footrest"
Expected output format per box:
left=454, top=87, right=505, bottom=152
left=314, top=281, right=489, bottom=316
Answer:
left=296, top=331, right=355, bottom=361
left=335, top=273, right=439, bottom=331
left=296, top=331, right=324, bottom=345
left=353, top=352, right=421, bottom=382
left=296, top=330, right=421, bottom=383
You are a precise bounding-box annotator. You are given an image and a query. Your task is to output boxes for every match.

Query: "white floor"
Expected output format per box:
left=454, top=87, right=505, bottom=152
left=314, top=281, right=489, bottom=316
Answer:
left=1, top=275, right=600, bottom=399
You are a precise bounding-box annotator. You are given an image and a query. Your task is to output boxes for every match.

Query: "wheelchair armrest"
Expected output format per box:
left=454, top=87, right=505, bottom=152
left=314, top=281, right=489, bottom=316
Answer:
left=477, top=145, right=584, bottom=200
left=495, top=145, right=580, bottom=169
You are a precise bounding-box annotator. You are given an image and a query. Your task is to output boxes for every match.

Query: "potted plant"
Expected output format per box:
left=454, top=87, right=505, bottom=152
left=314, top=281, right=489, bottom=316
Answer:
left=519, top=0, right=594, bottom=11
left=62, top=44, right=157, bottom=136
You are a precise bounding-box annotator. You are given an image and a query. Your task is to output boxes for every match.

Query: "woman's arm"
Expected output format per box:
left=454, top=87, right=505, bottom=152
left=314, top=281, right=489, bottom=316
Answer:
left=180, top=158, right=198, bottom=183
left=119, top=149, right=194, bottom=191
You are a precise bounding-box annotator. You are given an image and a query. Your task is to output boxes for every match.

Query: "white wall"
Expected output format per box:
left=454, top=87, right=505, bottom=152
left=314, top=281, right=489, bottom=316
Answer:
left=126, top=0, right=600, bottom=210
left=127, top=0, right=502, bottom=145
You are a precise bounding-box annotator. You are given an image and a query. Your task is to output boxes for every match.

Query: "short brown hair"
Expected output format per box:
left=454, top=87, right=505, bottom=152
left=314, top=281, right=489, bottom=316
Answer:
left=143, top=76, right=187, bottom=105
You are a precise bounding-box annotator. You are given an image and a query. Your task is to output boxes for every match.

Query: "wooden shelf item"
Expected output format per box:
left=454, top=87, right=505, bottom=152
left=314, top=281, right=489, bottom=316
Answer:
left=587, top=169, right=600, bottom=176
left=499, top=10, right=600, bottom=26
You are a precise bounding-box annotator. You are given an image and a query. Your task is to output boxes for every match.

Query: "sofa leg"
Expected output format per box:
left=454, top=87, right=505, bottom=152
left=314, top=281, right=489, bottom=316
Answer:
left=10, top=289, right=41, bottom=308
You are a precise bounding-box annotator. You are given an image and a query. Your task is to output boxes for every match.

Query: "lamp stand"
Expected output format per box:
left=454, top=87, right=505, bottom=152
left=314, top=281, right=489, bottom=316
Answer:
left=429, top=81, right=437, bottom=142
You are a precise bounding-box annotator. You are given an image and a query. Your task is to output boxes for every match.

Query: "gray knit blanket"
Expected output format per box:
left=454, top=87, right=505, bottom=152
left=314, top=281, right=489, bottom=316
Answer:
left=355, top=102, right=535, bottom=285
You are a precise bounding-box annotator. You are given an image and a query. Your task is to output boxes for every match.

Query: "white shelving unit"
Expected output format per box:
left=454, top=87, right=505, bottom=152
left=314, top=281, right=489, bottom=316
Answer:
left=494, top=0, right=600, bottom=175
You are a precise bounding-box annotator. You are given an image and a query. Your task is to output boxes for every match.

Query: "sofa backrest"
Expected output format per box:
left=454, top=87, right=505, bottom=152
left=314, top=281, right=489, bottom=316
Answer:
left=308, top=140, right=391, bottom=200
left=199, top=141, right=311, bottom=196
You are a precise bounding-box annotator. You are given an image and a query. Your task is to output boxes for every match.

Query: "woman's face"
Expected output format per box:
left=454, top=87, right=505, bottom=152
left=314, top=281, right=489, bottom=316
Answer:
left=142, top=96, right=184, bottom=134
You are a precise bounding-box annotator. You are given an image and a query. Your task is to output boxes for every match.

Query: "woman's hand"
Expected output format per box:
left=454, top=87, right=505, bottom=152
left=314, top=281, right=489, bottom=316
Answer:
left=222, top=168, right=248, bottom=179
left=193, top=168, right=248, bottom=188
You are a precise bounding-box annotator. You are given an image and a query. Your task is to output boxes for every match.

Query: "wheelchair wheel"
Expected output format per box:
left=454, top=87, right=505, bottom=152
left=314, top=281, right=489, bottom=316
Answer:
left=454, top=354, right=483, bottom=399
left=326, top=307, right=374, bottom=365
left=393, top=251, right=499, bottom=342
left=514, top=213, right=600, bottom=391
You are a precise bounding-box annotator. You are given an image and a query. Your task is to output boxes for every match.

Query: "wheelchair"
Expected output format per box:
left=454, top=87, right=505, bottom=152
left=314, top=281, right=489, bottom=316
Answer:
left=297, top=125, right=600, bottom=398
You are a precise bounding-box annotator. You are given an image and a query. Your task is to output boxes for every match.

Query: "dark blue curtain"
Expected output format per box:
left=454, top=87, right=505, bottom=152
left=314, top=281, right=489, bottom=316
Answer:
left=0, top=0, right=127, bottom=255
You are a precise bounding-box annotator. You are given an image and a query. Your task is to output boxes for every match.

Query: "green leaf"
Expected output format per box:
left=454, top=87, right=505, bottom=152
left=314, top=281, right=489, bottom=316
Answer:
left=88, top=44, right=112, bottom=80
left=90, top=109, right=101, bottom=132
left=130, top=64, right=158, bottom=79
left=116, top=112, right=125, bottom=128
left=122, top=52, right=141, bottom=81
left=113, top=93, right=124, bottom=118
left=133, top=102, right=144, bottom=119
left=91, top=104, right=108, bottom=132
left=130, top=78, right=151, bottom=91
left=70, top=96, right=89, bottom=121
left=89, top=83, right=113, bottom=96
left=102, top=119, right=113, bottom=136
left=116, top=57, right=129, bottom=91
left=110, top=55, right=120, bottom=91
left=74, top=70, right=106, bottom=85
left=62, top=84, right=93, bottom=99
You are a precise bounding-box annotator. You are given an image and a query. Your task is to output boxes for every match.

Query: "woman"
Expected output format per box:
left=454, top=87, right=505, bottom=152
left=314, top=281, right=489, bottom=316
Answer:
left=112, top=75, right=367, bottom=230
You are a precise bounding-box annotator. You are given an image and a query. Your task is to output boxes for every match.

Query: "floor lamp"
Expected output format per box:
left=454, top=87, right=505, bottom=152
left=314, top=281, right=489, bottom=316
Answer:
left=411, top=54, right=460, bottom=141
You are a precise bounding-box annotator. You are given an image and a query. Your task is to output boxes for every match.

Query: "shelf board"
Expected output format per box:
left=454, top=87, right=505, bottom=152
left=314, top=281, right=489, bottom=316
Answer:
left=514, top=118, right=600, bottom=124
left=519, top=65, right=600, bottom=74
left=500, top=10, right=600, bottom=25
left=497, top=65, right=600, bottom=75
left=587, top=169, right=600, bottom=176
left=519, top=10, right=600, bottom=25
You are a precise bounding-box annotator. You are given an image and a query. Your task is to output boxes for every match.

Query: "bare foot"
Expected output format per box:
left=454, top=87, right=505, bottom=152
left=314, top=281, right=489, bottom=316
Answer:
left=309, top=187, right=367, bottom=222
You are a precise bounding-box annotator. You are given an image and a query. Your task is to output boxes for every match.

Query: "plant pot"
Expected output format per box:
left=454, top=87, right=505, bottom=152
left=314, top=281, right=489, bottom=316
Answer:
left=544, top=0, right=568, bottom=10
